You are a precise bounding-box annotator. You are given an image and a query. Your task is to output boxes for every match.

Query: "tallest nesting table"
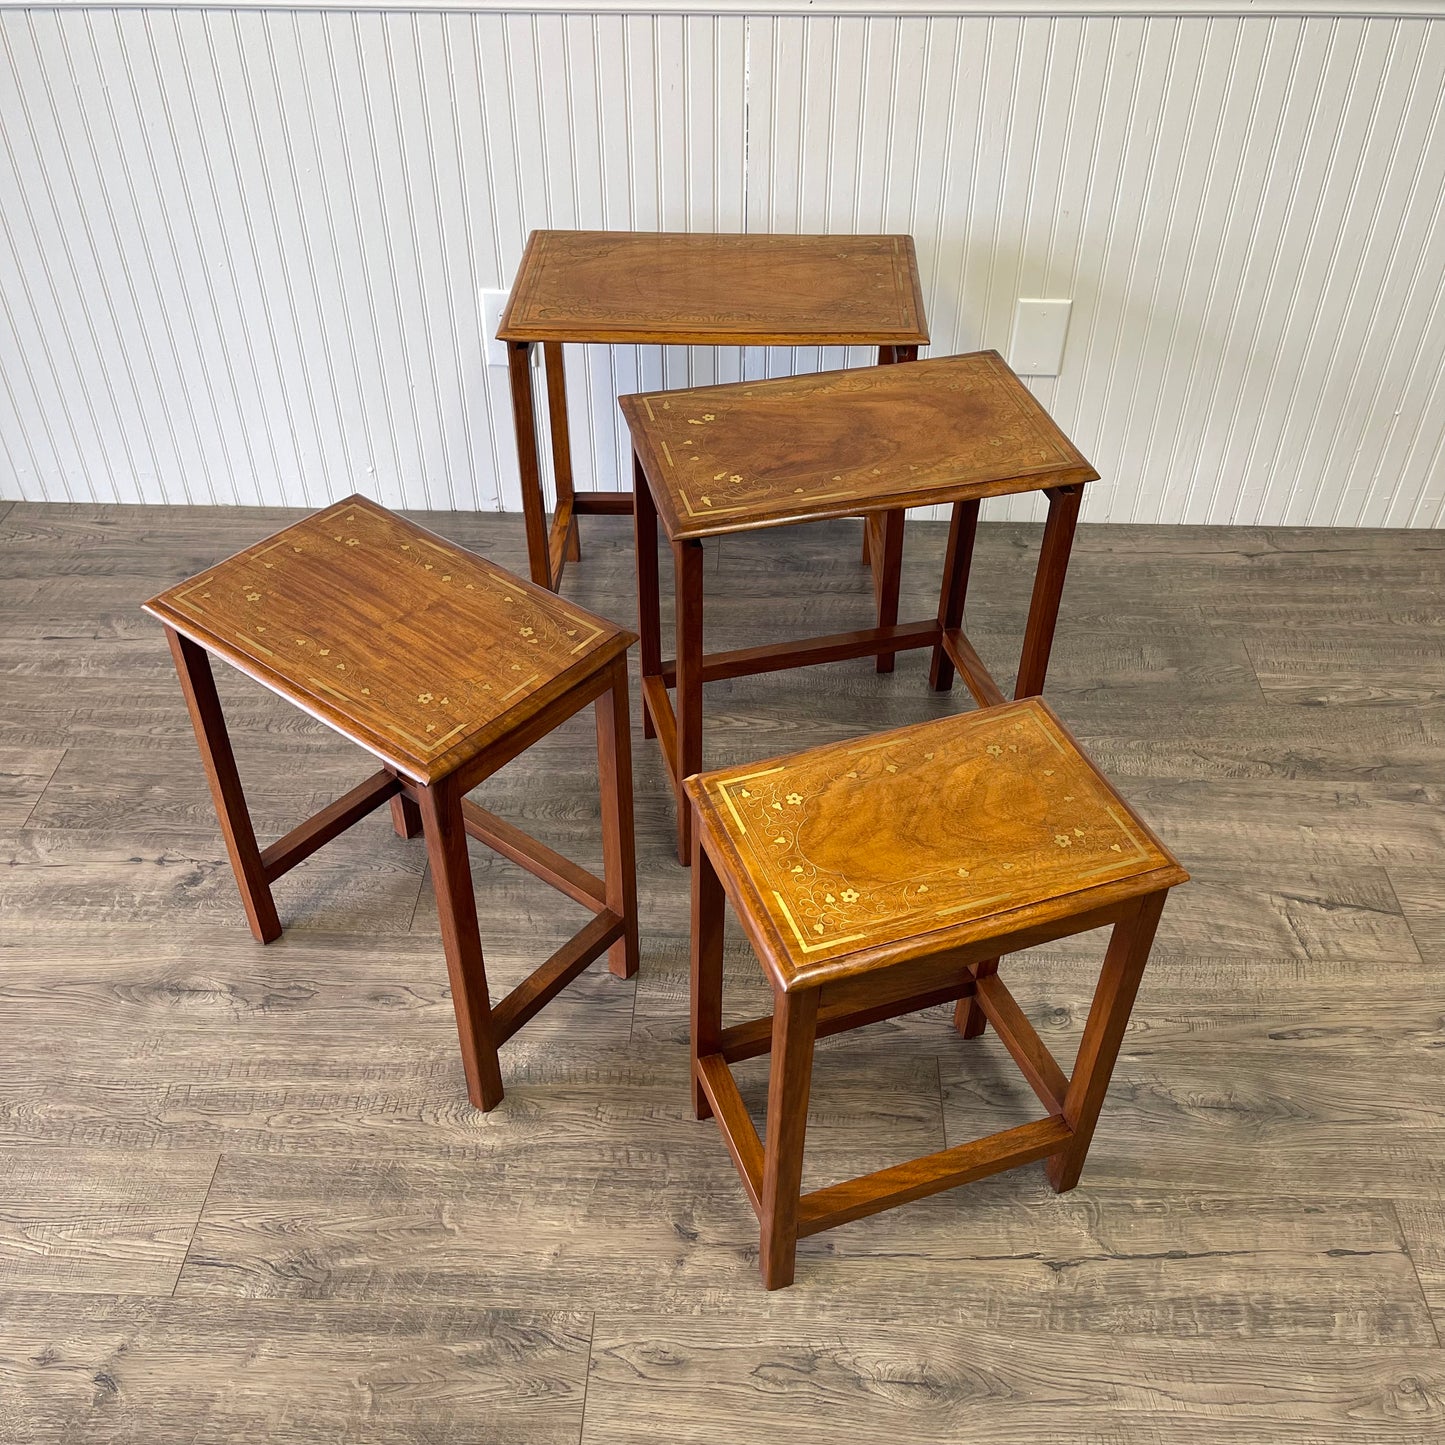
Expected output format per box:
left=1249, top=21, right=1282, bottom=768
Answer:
left=497, top=230, right=929, bottom=590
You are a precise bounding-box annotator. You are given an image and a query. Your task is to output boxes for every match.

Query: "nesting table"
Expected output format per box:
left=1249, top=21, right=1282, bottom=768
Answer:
left=497, top=229, right=930, bottom=590
left=621, top=349, right=1100, bottom=862
left=686, top=699, right=1188, bottom=1288
left=144, top=496, right=639, bottom=1112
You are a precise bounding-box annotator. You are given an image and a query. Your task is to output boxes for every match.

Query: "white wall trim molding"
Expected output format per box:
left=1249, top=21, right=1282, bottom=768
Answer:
left=5, top=2, right=1445, bottom=19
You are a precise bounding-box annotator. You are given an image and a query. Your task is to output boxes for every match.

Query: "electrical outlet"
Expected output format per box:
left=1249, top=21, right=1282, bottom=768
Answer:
left=1010, top=299, right=1072, bottom=377
left=481, top=289, right=510, bottom=367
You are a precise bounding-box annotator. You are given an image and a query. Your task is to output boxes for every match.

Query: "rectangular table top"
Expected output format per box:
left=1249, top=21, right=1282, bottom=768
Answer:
left=621, top=350, right=1099, bottom=541
left=497, top=230, right=929, bottom=346
left=144, top=496, right=633, bottom=785
left=685, top=699, right=1186, bottom=991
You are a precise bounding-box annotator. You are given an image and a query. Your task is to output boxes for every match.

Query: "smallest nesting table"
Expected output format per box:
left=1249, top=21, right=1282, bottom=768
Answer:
left=622, top=350, right=1100, bottom=863
left=144, top=496, right=639, bottom=1112
left=686, top=699, right=1188, bottom=1289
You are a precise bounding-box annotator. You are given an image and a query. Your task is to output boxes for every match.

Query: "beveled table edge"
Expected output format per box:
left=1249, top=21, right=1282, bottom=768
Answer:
left=142, top=495, right=637, bottom=786
left=496, top=228, right=931, bottom=346
left=621, top=349, right=1100, bottom=542
left=683, top=699, right=1189, bottom=993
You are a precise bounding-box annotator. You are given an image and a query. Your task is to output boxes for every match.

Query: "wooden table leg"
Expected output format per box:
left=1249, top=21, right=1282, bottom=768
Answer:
left=760, top=986, right=819, bottom=1290
left=417, top=777, right=505, bottom=1112
left=543, top=341, right=580, bottom=565
left=633, top=453, right=662, bottom=741
left=165, top=627, right=281, bottom=944
left=508, top=339, right=554, bottom=589
left=690, top=831, right=725, bottom=1121
left=390, top=791, right=423, bottom=839
left=1015, top=484, right=1083, bottom=699
left=595, top=656, right=639, bottom=979
left=866, top=343, right=916, bottom=666
left=673, top=537, right=706, bottom=866
left=930, top=497, right=981, bottom=692
left=872, top=509, right=905, bottom=675
left=953, top=955, right=998, bottom=1038
left=1046, top=890, right=1166, bottom=1192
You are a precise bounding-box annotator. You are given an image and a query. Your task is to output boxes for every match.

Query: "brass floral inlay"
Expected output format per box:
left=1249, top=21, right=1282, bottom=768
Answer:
left=633, top=352, right=1090, bottom=530
left=701, top=703, right=1159, bottom=961
left=159, top=498, right=613, bottom=765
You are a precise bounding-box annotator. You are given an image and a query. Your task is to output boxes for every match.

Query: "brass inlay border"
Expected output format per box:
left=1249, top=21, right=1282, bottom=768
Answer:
left=706, top=705, right=1163, bottom=960
left=158, top=499, right=608, bottom=762
left=665, top=358, right=1072, bottom=522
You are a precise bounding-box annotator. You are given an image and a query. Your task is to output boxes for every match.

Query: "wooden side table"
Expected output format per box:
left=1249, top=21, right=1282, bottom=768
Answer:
left=620, top=349, right=1100, bottom=864
left=496, top=229, right=929, bottom=590
left=143, top=495, right=639, bottom=1113
left=685, top=699, right=1188, bottom=1289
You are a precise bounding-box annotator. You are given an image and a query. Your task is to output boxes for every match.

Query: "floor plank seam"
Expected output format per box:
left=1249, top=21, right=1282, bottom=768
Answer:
left=577, top=1310, right=597, bottom=1445
left=1381, top=864, right=1431, bottom=965
left=1236, top=636, right=1276, bottom=708
left=171, top=1153, right=223, bottom=1299
left=1387, top=1198, right=1445, bottom=1349
left=18, top=743, right=68, bottom=831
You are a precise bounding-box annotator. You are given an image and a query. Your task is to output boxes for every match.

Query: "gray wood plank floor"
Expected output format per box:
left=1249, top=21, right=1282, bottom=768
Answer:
left=2, top=501, right=1443, bottom=1442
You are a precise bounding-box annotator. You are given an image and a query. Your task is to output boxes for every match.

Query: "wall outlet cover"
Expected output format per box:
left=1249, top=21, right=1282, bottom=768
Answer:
left=1010, top=298, right=1072, bottom=377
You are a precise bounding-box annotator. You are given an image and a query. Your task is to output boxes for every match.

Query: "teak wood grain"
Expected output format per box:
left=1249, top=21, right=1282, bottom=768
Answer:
left=497, top=230, right=929, bottom=346
left=685, top=699, right=1185, bottom=991
left=686, top=698, right=1187, bottom=1288
left=142, top=499, right=639, bottom=1113
left=620, top=350, right=1097, bottom=541
left=143, top=494, right=633, bottom=787
left=495, top=228, right=929, bottom=589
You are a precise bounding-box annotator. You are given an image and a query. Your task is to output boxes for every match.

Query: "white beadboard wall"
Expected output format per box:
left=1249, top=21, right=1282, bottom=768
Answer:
left=1, top=6, right=1443, bottom=525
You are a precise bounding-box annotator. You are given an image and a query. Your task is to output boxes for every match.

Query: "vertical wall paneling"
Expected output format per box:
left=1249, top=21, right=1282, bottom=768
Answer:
left=0, top=8, right=1441, bottom=527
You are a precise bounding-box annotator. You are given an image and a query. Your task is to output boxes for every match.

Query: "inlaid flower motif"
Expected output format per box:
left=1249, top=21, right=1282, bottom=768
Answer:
left=840, top=888, right=859, bottom=904
left=986, top=744, right=1003, bottom=758
left=786, top=792, right=803, bottom=806
left=519, top=627, right=534, bottom=637
left=1055, top=834, right=1072, bottom=847
left=418, top=692, right=433, bottom=703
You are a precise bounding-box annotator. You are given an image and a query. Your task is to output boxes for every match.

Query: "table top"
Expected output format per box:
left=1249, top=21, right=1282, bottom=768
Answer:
left=497, top=230, right=929, bottom=346
left=685, top=699, right=1186, bottom=991
left=144, top=496, right=634, bottom=785
left=621, top=350, right=1099, bottom=541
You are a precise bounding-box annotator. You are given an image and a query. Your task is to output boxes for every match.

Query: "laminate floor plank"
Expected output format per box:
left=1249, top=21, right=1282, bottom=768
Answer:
left=1247, top=634, right=1445, bottom=707
left=3, top=502, right=1443, bottom=1441
left=581, top=1320, right=1445, bottom=1444
left=173, top=1149, right=1432, bottom=1343
left=0, top=1293, right=591, bottom=1445
left=0, top=1148, right=217, bottom=1295
left=0, top=827, right=427, bottom=937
